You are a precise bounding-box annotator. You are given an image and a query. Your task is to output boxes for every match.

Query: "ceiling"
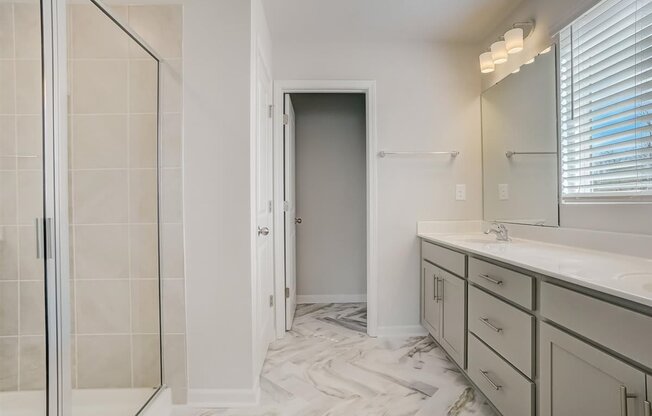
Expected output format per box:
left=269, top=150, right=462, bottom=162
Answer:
left=262, top=0, right=524, bottom=43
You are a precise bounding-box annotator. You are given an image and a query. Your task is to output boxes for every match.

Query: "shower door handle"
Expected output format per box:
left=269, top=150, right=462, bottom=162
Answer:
left=35, top=218, right=43, bottom=259
left=35, top=218, right=53, bottom=259
left=45, top=218, right=53, bottom=259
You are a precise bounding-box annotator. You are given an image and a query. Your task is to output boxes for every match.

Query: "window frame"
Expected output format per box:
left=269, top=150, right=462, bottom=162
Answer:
left=557, top=0, right=652, bottom=203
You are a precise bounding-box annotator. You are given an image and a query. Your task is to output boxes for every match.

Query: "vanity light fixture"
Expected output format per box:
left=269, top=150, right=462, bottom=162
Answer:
left=491, top=40, right=508, bottom=64
left=512, top=67, right=521, bottom=74
left=540, top=46, right=552, bottom=54
left=479, top=20, right=535, bottom=73
left=524, top=58, right=535, bottom=65
left=480, top=52, right=495, bottom=73
left=505, top=27, right=524, bottom=54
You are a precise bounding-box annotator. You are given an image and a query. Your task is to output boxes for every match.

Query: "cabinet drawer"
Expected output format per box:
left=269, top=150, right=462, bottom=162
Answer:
left=422, top=241, right=466, bottom=277
left=541, top=282, right=652, bottom=370
left=468, top=257, right=533, bottom=309
left=468, top=286, right=534, bottom=378
left=468, top=334, right=534, bottom=416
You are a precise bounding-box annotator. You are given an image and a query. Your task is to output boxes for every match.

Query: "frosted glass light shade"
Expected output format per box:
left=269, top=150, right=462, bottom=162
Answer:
left=505, top=27, right=524, bottom=54
left=491, top=41, right=508, bottom=64
left=479, top=52, right=495, bottom=73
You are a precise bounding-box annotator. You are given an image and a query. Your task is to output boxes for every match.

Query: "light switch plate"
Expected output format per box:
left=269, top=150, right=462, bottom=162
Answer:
left=456, top=184, right=466, bottom=201
left=499, top=184, right=509, bottom=200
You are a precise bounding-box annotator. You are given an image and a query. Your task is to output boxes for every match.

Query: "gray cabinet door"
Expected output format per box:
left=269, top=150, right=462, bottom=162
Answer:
left=647, top=375, right=651, bottom=416
left=439, top=269, right=466, bottom=368
left=422, top=261, right=440, bottom=339
left=540, top=322, right=647, bottom=416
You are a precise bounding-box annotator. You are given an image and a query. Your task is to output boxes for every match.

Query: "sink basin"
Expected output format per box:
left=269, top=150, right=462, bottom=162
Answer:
left=445, top=235, right=508, bottom=244
left=614, top=273, right=652, bottom=293
left=460, top=238, right=509, bottom=244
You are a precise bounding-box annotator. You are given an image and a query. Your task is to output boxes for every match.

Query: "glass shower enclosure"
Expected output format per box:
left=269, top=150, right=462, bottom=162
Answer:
left=0, top=0, right=164, bottom=415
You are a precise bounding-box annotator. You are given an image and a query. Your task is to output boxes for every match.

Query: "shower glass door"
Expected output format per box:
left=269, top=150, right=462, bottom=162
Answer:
left=0, top=1, right=48, bottom=415
left=65, top=1, right=163, bottom=415
left=2, top=0, right=163, bottom=414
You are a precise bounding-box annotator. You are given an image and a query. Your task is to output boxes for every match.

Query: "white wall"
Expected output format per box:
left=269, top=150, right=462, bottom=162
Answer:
left=274, top=41, right=482, bottom=330
left=479, top=0, right=652, bottom=235
left=292, top=93, right=367, bottom=302
left=183, top=0, right=273, bottom=403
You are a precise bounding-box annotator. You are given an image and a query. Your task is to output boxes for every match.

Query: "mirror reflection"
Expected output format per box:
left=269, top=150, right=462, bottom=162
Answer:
left=481, top=47, right=559, bottom=227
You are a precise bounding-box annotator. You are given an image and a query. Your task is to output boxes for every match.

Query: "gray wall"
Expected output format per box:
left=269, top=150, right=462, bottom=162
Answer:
left=292, top=94, right=367, bottom=301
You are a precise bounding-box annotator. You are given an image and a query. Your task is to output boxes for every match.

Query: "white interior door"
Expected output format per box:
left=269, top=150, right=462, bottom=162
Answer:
left=255, top=53, right=275, bottom=363
left=284, top=94, right=297, bottom=330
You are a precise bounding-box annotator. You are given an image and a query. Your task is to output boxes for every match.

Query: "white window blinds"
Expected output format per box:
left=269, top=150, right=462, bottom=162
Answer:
left=559, top=0, right=652, bottom=199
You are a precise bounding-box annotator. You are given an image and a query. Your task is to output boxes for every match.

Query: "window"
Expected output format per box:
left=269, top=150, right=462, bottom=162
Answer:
left=559, top=0, right=652, bottom=200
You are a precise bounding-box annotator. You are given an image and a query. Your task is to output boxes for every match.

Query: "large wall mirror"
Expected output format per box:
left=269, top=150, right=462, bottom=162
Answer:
left=481, top=46, right=560, bottom=227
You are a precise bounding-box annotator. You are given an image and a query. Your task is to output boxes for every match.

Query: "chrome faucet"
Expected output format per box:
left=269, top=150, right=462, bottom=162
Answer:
left=485, top=222, right=510, bottom=241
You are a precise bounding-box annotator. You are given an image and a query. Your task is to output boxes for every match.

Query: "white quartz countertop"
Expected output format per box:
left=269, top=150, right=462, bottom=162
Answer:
left=418, top=232, right=652, bottom=309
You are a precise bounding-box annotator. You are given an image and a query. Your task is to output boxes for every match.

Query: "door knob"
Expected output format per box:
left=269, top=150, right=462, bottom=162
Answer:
left=258, top=226, right=270, bottom=236
left=295, top=218, right=302, bottom=224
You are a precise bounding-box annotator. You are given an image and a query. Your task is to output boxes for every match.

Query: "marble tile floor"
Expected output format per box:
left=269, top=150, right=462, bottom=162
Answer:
left=174, top=303, right=497, bottom=416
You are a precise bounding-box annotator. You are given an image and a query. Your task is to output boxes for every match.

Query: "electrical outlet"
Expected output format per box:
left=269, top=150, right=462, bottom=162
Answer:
left=499, top=184, right=510, bottom=200
left=455, top=184, right=466, bottom=201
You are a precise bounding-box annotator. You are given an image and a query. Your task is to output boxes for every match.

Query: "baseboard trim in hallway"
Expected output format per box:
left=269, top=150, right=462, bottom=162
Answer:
left=186, top=384, right=261, bottom=408
left=297, top=294, right=367, bottom=304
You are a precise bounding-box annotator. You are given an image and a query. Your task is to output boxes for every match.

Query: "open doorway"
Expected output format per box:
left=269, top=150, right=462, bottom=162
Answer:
left=283, top=93, right=368, bottom=331
left=273, top=81, right=378, bottom=338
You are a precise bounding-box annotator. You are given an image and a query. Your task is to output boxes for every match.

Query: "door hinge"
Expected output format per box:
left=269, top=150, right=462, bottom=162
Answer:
left=283, top=114, right=289, bottom=125
left=269, top=295, right=274, bottom=307
left=268, top=105, right=273, bottom=118
left=285, top=288, right=290, bottom=298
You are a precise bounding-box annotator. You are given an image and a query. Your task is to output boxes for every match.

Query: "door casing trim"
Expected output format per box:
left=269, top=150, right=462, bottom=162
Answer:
left=272, top=80, right=378, bottom=338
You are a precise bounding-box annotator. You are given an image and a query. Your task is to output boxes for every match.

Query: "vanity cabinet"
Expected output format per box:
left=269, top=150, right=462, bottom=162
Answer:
left=420, top=236, right=652, bottom=416
left=539, top=322, right=647, bottom=416
left=421, top=241, right=466, bottom=368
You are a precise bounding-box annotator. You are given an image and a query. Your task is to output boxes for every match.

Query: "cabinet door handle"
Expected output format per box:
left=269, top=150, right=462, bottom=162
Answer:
left=619, top=385, right=637, bottom=416
left=479, top=370, right=502, bottom=391
left=644, top=400, right=651, bottom=416
left=479, top=317, right=503, bottom=333
left=433, top=275, right=437, bottom=302
left=436, top=277, right=443, bottom=302
left=478, top=274, right=503, bottom=285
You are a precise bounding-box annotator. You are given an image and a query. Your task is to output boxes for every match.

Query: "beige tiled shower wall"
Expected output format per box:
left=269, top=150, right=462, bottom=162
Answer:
left=67, top=3, right=186, bottom=403
left=0, top=1, right=47, bottom=393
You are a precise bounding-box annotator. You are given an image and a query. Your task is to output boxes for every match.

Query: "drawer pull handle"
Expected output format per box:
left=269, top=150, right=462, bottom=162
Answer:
left=479, top=370, right=502, bottom=391
left=479, top=317, right=503, bottom=333
left=619, top=385, right=637, bottom=416
left=644, top=400, right=651, bottom=416
left=479, top=274, right=503, bottom=285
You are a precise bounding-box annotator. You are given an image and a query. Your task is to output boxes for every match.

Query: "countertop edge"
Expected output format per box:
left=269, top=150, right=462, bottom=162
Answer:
left=418, top=233, right=652, bottom=310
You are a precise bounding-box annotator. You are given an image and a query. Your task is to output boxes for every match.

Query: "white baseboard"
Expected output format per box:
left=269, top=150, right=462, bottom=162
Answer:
left=376, top=325, right=428, bottom=337
left=187, top=384, right=260, bottom=408
left=297, top=294, right=367, bottom=304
